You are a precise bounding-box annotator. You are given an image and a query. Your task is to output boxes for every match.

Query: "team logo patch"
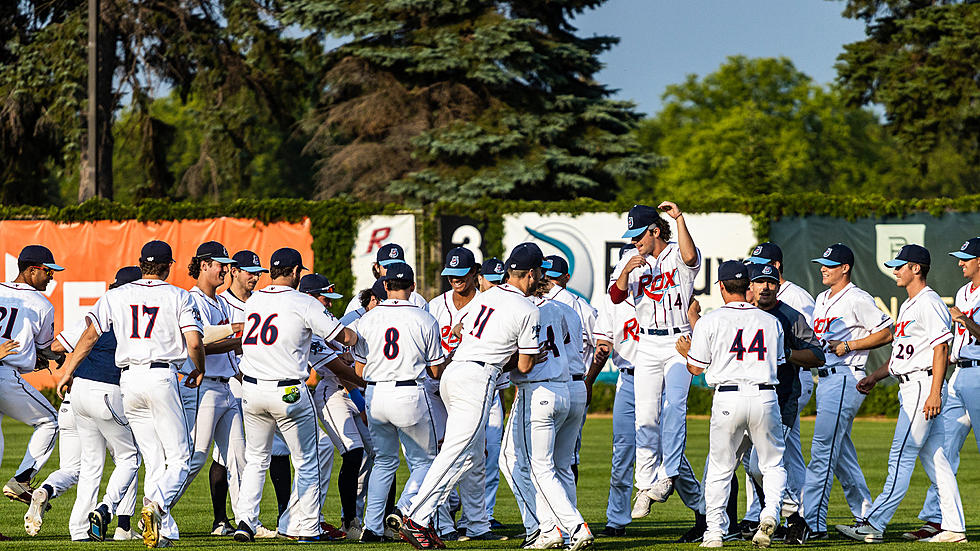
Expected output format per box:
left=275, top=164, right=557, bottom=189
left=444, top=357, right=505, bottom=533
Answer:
left=823, top=247, right=833, bottom=258
left=962, top=241, right=970, bottom=251
left=762, top=266, right=774, bottom=275
left=494, top=264, right=504, bottom=274
left=753, top=245, right=763, bottom=256
left=389, top=248, right=399, bottom=258
left=449, top=256, right=459, bottom=267
left=192, top=306, right=202, bottom=322
left=628, top=216, right=634, bottom=228
left=252, top=254, right=260, bottom=264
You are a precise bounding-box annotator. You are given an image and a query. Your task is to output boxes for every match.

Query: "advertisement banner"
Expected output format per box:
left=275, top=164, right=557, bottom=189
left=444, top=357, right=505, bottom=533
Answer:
left=350, top=214, right=416, bottom=296
left=0, top=217, right=313, bottom=388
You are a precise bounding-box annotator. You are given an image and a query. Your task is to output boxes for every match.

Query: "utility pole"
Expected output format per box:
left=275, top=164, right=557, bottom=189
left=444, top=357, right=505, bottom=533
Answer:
left=80, top=0, right=99, bottom=202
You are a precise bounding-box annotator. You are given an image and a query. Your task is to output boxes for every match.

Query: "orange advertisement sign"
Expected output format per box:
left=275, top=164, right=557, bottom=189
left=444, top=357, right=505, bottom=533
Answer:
left=0, top=217, right=314, bottom=388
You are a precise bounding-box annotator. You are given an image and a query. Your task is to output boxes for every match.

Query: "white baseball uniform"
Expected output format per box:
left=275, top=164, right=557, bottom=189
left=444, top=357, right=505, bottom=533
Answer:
left=918, top=281, right=980, bottom=525
left=406, top=283, right=539, bottom=530
left=610, top=243, right=701, bottom=490
left=353, top=298, right=444, bottom=535
left=345, top=290, right=427, bottom=315
left=802, top=282, right=891, bottom=532
left=594, top=294, right=640, bottom=530
left=56, top=322, right=139, bottom=540
left=237, top=285, right=345, bottom=537
left=87, top=278, right=203, bottom=541
left=863, top=287, right=964, bottom=533
left=0, top=283, right=59, bottom=480
left=550, top=298, right=586, bottom=506
left=687, top=302, right=787, bottom=541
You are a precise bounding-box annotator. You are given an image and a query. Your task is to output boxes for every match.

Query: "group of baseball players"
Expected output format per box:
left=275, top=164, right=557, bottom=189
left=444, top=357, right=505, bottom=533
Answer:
left=0, top=202, right=977, bottom=547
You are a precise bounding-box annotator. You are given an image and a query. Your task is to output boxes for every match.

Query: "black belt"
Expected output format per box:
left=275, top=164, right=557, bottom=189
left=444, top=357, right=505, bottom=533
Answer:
left=620, top=367, right=635, bottom=376
left=62, top=400, right=69, bottom=405
left=717, top=384, right=776, bottom=392
left=242, top=375, right=302, bottom=387
left=121, top=361, right=171, bottom=372
left=366, top=380, right=417, bottom=387
left=205, top=376, right=230, bottom=383
left=571, top=374, right=585, bottom=381
left=817, top=366, right=864, bottom=377
left=896, top=369, right=932, bottom=383
left=638, top=327, right=682, bottom=336
left=957, top=360, right=980, bottom=368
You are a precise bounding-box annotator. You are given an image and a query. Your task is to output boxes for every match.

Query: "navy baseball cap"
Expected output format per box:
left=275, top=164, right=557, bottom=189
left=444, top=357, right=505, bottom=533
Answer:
left=195, top=241, right=235, bottom=264
left=747, top=242, right=783, bottom=265
left=299, top=273, right=343, bottom=299
left=18, top=245, right=65, bottom=271
left=270, top=247, right=307, bottom=270
left=371, top=279, right=388, bottom=300
left=949, top=238, right=980, bottom=260
left=544, top=255, right=569, bottom=278
left=506, top=243, right=544, bottom=271
left=619, top=243, right=636, bottom=259
left=139, top=240, right=174, bottom=264
left=717, top=260, right=748, bottom=282
left=383, top=262, right=414, bottom=283
left=441, top=247, right=477, bottom=277
left=232, top=250, right=268, bottom=273
left=481, top=257, right=506, bottom=283
left=812, top=243, right=854, bottom=267
left=622, top=205, right=661, bottom=239
left=884, top=244, right=931, bottom=268
left=377, top=243, right=406, bottom=267
left=109, top=266, right=142, bottom=289
left=749, top=263, right=780, bottom=283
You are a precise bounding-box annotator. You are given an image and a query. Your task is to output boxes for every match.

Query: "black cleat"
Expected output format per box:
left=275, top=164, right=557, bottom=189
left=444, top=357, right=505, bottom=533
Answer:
left=87, top=504, right=111, bottom=542
left=738, top=519, right=760, bottom=540
left=599, top=525, right=626, bottom=538
left=400, top=518, right=438, bottom=550
left=489, top=518, right=505, bottom=530
left=360, top=529, right=389, bottom=542
left=385, top=508, right=404, bottom=533
left=784, top=514, right=812, bottom=545
left=521, top=529, right=540, bottom=549
left=233, top=521, right=255, bottom=543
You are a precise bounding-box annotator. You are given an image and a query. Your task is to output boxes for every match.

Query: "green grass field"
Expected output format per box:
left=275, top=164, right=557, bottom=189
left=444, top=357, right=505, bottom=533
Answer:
left=1, top=414, right=979, bottom=549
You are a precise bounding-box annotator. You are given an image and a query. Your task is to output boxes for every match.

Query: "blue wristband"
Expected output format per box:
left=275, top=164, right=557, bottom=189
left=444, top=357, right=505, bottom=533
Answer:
left=348, top=387, right=365, bottom=413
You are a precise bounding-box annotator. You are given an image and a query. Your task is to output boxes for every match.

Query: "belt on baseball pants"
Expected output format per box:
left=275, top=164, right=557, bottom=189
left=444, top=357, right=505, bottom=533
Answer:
left=120, top=361, right=172, bottom=372
left=957, top=359, right=980, bottom=368
left=638, top=327, right=682, bottom=336
left=242, top=375, right=302, bottom=387
left=716, top=384, right=776, bottom=392
left=895, top=369, right=932, bottom=384
left=365, top=380, right=417, bottom=387
left=620, top=367, right=635, bottom=376
left=205, top=376, right=230, bottom=383
left=817, top=366, right=865, bottom=377
left=571, top=374, right=585, bottom=381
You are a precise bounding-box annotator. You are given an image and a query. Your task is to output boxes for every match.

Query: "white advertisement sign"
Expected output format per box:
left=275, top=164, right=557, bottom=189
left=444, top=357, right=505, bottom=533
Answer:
left=351, top=214, right=416, bottom=293
left=502, top=211, right=756, bottom=311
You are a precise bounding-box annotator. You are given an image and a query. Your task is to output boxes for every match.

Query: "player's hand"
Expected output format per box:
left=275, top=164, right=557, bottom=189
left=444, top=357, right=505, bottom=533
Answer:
left=923, top=392, right=942, bottom=420
left=658, top=201, right=682, bottom=219
left=675, top=335, right=692, bottom=358
left=452, top=322, right=463, bottom=339
left=184, top=369, right=203, bottom=388
left=623, top=255, right=647, bottom=274
left=231, top=322, right=245, bottom=334
left=688, top=299, right=701, bottom=317
left=56, top=373, right=72, bottom=399
left=826, top=340, right=849, bottom=356
left=856, top=375, right=877, bottom=395
left=949, top=306, right=967, bottom=325
left=586, top=381, right=593, bottom=406
left=594, top=343, right=611, bottom=365
left=534, top=350, right=549, bottom=365
left=0, top=340, right=19, bottom=359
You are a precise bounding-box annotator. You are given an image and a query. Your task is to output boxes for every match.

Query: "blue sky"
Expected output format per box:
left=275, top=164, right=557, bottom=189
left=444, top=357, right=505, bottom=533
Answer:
left=571, top=0, right=868, bottom=117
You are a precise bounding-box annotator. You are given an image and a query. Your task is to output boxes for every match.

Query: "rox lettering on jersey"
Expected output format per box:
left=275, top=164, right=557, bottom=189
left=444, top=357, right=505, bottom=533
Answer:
left=620, top=318, right=639, bottom=344
left=440, top=325, right=461, bottom=352
left=812, top=317, right=839, bottom=335
left=956, top=307, right=979, bottom=338
left=895, top=320, right=914, bottom=338
left=638, top=269, right=679, bottom=302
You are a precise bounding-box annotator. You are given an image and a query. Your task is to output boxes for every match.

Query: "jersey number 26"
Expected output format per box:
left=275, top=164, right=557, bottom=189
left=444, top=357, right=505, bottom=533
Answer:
left=244, top=314, right=279, bottom=345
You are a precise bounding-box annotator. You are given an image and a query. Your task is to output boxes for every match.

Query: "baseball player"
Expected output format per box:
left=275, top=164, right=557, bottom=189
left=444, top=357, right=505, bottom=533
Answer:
left=397, top=243, right=551, bottom=550
left=43, top=267, right=142, bottom=542
left=172, top=242, right=247, bottom=527
left=838, top=244, right=966, bottom=543
left=351, top=263, right=445, bottom=542
left=345, top=243, right=427, bottom=315
left=677, top=260, right=787, bottom=549
left=479, top=257, right=506, bottom=290
left=743, top=242, right=816, bottom=534
left=477, top=256, right=509, bottom=529
left=56, top=239, right=206, bottom=548
left=802, top=243, right=893, bottom=538
left=588, top=244, right=639, bottom=537
left=610, top=203, right=702, bottom=517
left=0, top=245, right=63, bottom=505
left=233, top=247, right=358, bottom=542
left=907, top=237, right=980, bottom=540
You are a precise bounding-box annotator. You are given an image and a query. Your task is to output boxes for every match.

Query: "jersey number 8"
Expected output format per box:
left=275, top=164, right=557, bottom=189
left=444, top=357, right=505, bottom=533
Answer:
left=383, top=328, right=400, bottom=359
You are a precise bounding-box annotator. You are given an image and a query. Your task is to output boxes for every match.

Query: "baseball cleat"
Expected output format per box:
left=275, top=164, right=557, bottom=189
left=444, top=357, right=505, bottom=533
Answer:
left=700, top=538, right=723, bottom=548
left=233, top=521, right=255, bottom=542
left=489, top=518, right=505, bottom=530
left=438, top=531, right=459, bottom=541
left=528, top=526, right=564, bottom=549
left=253, top=525, right=278, bottom=539
left=385, top=508, right=404, bottom=533
left=113, top=527, right=141, bottom=541
left=922, top=531, right=968, bottom=543
left=140, top=500, right=164, bottom=548
left=211, top=519, right=234, bottom=536
left=677, top=520, right=706, bottom=543
left=342, top=517, right=363, bottom=541
left=319, top=521, right=345, bottom=540
left=460, top=530, right=509, bottom=541
left=155, top=536, right=174, bottom=547
left=784, top=513, right=812, bottom=545
left=24, top=486, right=49, bottom=536
left=360, top=529, right=389, bottom=542
left=752, top=516, right=777, bottom=548
left=649, top=476, right=675, bottom=502
left=520, top=529, right=541, bottom=549
left=737, top=519, right=760, bottom=540
left=399, top=518, right=439, bottom=550
left=568, top=523, right=594, bottom=551
left=4, top=478, right=35, bottom=504
left=835, top=522, right=883, bottom=543
left=87, top=503, right=112, bottom=541
left=901, top=521, right=941, bottom=541
left=598, top=525, right=626, bottom=538
left=630, top=489, right=653, bottom=519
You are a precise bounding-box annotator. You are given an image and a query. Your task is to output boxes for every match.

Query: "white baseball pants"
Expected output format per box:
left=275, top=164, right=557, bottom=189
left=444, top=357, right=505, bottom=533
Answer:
left=40, top=397, right=80, bottom=498
left=484, top=392, right=505, bottom=519
left=364, top=382, right=439, bottom=534
left=559, top=380, right=588, bottom=503
left=865, top=377, right=964, bottom=533
left=314, top=379, right=374, bottom=518
left=238, top=378, right=321, bottom=537
left=406, top=361, right=497, bottom=530
left=918, top=367, right=980, bottom=524
left=704, top=388, right=786, bottom=542
left=801, top=369, right=872, bottom=531
left=0, top=367, right=58, bottom=478
left=120, top=365, right=191, bottom=540
left=68, top=378, right=140, bottom=540
left=606, top=371, right=636, bottom=529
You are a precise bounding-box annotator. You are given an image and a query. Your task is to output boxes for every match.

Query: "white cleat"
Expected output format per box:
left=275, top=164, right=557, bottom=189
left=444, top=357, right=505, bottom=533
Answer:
left=835, top=522, right=883, bottom=543
left=753, top=516, right=777, bottom=548
left=342, top=518, right=363, bottom=541
left=253, top=525, right=278, bottom=539
left=923, top=531, right=968, bottom=543
left=114, top=527, right=141, bottom=541
left=529, top=526, right=565, bottom=549
left=631, top=489, right=653, bottom=519
left=700, top=538, right=723, bottom=548
left=568, top=523, right=594, bottom=551
left=649, top=477, right=674, bottom=503
left=140, top=500, right=164, bottom=548
left=24, top=487, right=49, bottom=536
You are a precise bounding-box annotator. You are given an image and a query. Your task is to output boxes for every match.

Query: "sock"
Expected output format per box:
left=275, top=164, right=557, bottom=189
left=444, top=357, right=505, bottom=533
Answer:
left=209, top=461, right=230, bottom=524
left=571, top=463, right=579, bottom=485
left=270, top=454, right=292, bottom=519
left=385, top=475, right=397, bottom=517
left=42, top=484, right=55, bottom=499
left=726, top=473, right=739, bottom=530
left=14, top=470, right=34, bottom=483
left=339, top=448, right=364, bottom=523
left=118, top=515, right=131, bottom=531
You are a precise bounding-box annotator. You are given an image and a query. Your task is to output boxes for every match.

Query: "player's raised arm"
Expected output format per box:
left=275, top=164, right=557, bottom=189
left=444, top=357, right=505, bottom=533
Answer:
left=659, top=201, right=698, bottom=267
